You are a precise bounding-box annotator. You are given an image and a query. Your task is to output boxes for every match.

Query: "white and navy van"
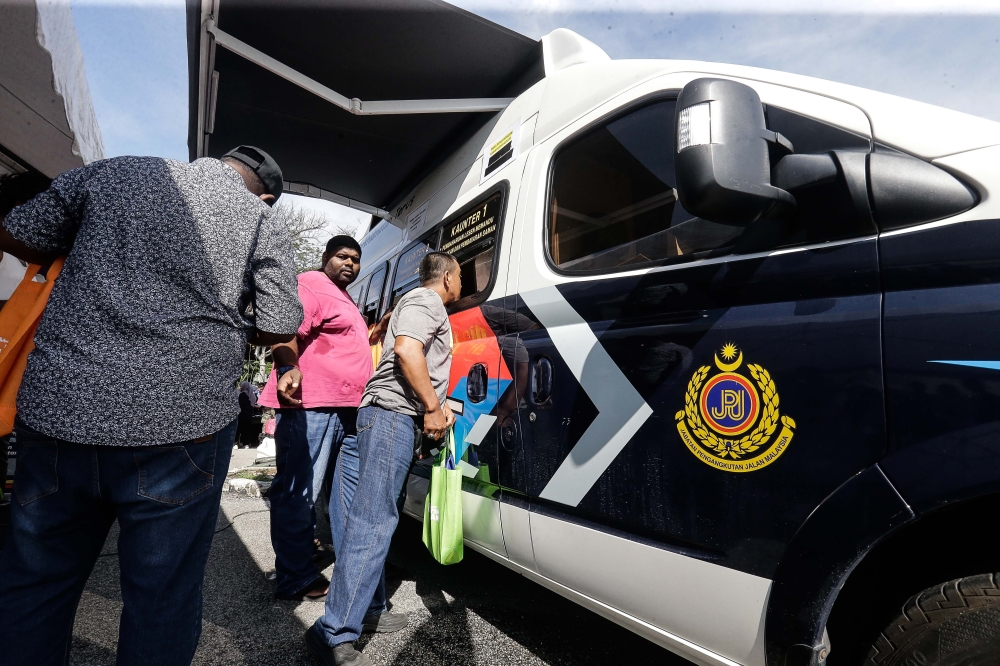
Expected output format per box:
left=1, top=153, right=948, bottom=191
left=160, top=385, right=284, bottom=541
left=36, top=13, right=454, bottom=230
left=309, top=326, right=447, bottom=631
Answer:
left=343, top=30, right=1000, bottom=666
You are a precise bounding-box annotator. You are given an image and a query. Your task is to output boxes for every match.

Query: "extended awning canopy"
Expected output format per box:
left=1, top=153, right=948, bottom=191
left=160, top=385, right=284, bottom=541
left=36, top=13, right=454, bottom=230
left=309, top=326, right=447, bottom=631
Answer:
left=0, top=0, right=104, bottom=176
left=187, top=0, right=545, bottom=223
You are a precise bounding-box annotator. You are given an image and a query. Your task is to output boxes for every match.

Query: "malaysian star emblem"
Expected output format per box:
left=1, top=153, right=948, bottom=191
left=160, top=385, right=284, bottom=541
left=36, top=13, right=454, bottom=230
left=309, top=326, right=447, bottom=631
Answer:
left=675, top=343, right=796, bottom=473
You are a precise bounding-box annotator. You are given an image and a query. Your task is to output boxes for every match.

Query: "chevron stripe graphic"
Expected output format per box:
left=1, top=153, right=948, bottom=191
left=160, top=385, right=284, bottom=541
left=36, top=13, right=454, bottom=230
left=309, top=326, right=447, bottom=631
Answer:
left=520, top=286, right=654, bottom=507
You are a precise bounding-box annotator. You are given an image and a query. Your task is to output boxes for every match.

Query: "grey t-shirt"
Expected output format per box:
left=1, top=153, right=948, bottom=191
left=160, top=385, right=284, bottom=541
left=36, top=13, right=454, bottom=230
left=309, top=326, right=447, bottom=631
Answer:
left=361, top=287, right=452, bottom=416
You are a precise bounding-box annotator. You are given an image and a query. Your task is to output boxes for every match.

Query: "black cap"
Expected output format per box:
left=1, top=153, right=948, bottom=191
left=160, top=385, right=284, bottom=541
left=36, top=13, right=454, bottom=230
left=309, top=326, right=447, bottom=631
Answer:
left=325, top=234, right=362, bottom=257
left=222, top=145, right=283, bottom=203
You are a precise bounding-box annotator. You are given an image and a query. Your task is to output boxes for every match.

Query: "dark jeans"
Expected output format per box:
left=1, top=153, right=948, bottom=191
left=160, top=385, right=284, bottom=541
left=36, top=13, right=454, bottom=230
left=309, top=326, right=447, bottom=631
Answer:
left=270, top=407, right=356, bottom=596
left=312, top=405, right=419, bottom=646
left=0, top=418, right=236, bottom=666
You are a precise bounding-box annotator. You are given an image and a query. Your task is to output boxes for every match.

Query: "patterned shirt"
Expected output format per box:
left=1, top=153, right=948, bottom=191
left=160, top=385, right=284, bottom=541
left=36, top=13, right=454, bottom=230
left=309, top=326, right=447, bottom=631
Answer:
left=2, top=156, right=303, bottom=445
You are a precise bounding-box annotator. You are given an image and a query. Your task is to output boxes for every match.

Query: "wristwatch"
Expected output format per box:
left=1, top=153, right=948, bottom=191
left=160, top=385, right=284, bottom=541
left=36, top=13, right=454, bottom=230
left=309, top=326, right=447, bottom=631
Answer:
left=277, top=365, right=298, bottom=378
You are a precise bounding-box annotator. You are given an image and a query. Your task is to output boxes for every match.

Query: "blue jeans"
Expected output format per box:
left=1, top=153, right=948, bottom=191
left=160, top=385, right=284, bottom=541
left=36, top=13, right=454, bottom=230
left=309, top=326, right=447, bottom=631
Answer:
left=312, top=405, right=419, bottom=646
left=270, top=407, right=356, bottom=596
left=0, top=418, right=236, bottom=666
left=328, top=423, right=386, bottom=617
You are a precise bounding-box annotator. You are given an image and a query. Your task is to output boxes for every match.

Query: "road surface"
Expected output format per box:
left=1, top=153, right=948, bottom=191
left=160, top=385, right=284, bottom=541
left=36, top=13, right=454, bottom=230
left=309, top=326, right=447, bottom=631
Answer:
left=70, top=492, right=692, bottom=666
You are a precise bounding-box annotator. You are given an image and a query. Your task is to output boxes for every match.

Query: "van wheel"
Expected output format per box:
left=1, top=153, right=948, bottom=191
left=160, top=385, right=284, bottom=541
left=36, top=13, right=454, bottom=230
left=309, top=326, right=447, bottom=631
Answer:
left=866, top=573, right=1000, bottom=666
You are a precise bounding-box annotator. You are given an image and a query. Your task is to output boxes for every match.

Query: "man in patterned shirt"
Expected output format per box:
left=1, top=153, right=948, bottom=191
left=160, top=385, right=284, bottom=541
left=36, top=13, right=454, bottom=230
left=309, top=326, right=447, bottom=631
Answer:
left=0, top=146, right=303, bottom=666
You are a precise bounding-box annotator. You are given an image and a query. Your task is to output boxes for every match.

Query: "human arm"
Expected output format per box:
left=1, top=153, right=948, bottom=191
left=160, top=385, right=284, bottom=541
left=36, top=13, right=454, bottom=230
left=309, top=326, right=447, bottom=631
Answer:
left=271, top=337, right=303, bottom=406
left=0, top=167, right=88, bottom=263
left=368, top=309, right=392, bottom=346
left=394, top=335, right=454, bottom=439
left=247, top=208, right=304, bottom=344
left=266, top=279, right=325, bottom=405
left=0, top=225, right=58, bottom=265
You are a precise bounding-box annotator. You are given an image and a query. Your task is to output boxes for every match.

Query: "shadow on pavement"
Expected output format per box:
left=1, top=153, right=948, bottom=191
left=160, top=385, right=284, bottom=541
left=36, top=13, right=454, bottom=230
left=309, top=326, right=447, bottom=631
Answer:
left=72, top=506, right=321, bottom=666
left=69, top=498, right=691, bottom=666
left=374, top=518, right=690, bottom=666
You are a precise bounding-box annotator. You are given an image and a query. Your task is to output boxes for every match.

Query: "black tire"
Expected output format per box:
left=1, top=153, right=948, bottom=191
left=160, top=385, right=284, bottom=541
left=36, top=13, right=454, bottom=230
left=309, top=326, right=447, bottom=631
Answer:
left=866, top=573, right=1000, bottom=666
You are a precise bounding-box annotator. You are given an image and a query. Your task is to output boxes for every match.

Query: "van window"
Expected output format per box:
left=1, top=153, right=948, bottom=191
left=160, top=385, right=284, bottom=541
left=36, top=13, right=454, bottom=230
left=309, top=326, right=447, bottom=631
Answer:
left=548, top=99, right=699, bottom=272
left=346, top=274, right=369, bottom=305
left=389, top=238, right=435, bottom=305
left=360, top=265, right=387, bottom=323
left=387, top=189, right=505, bottom=307
left=547, top=97, right=874, bottom=273
left=439, top=192, right=502, bottom=300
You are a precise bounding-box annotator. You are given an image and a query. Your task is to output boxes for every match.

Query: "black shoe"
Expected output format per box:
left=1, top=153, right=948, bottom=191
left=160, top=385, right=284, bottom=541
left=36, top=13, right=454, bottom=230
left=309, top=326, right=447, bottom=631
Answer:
left=275, top=574, right=329, bottom=601
left=361, top=610, right=408, bottom=633
left=312, top=540, right=336, bottom=567
left=304, top=629, right=372, bottom=666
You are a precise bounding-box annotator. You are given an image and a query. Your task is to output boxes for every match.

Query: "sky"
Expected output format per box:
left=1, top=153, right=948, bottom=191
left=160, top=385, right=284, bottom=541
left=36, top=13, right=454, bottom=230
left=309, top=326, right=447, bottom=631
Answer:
left=452, top=0, right=1000, bottom=123
left=69, top=0, right=369, bottom=237
left=66, top=0, right=1000, bottom=237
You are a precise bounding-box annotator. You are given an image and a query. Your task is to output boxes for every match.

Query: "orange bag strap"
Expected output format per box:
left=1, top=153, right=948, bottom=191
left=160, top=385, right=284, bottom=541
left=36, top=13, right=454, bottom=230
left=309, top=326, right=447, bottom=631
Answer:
left=0, top=258, right=64, bottom=377
left=0, top=258, right=64, bottom=436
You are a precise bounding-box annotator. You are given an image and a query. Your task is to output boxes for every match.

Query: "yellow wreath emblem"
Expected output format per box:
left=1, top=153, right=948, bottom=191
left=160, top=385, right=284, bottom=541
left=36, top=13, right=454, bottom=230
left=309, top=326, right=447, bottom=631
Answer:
left=675, top=345, right=796, bottom=473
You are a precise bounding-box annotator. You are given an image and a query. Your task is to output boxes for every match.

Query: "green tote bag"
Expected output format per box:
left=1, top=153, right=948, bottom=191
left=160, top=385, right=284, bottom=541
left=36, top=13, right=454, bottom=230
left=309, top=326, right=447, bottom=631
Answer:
left=422, top=428, right=464, bottom=565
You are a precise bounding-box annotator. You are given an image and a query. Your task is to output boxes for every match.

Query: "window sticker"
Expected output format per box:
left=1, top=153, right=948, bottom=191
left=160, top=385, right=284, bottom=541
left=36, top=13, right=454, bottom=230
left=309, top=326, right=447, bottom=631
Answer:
left=407, top=202, right=429, bottom=237
left=481, top=120, right=520, bottom=183
left=439, top=194, right=501, bottom=258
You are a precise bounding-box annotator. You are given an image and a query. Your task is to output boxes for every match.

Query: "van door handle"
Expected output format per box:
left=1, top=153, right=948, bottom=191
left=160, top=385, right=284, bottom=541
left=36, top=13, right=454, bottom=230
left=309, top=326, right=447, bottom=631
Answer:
left=467, top=363, right=487, bottom=403
left=531, top=357, right=553, bottom=405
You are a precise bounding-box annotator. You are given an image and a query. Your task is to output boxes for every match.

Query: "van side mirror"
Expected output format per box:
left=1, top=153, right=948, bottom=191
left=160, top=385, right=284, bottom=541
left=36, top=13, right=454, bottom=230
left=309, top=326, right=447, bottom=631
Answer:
left=674, top=78, right=795, bottom=224
left=770, top=151, right=977, bottom=232
left=867, top=152, right=977, bottom=231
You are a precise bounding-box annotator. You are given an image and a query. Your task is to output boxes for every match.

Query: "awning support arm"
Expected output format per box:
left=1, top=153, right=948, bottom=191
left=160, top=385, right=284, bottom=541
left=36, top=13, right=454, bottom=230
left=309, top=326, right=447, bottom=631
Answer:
left=205, top=20, right=513, bottom=115
left=283, top=180, right=396, bottom=223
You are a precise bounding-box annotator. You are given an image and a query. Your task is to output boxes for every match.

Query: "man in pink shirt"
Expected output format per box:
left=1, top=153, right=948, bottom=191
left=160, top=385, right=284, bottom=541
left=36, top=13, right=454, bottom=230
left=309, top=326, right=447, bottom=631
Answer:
left=259, top=235, right=373, bottom=601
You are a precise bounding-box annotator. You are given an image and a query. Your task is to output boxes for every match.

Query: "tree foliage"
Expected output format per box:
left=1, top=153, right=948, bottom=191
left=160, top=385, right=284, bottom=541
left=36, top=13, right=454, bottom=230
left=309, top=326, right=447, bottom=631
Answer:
left=272, top=199, right=357, bottom=273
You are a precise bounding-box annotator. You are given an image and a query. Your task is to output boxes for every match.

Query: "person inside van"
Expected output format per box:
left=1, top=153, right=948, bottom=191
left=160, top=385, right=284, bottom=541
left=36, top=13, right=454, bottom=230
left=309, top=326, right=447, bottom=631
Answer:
left=306, top=251, right=461, bottom=666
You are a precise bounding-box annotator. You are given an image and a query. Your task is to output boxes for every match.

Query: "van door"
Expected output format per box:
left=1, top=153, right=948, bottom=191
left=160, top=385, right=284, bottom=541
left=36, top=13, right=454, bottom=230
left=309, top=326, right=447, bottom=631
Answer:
left=504, top=89, right=884, bottom=663
left=396, top=176, right=527, bottom=558
left=438, top=188, right=511, bottom=558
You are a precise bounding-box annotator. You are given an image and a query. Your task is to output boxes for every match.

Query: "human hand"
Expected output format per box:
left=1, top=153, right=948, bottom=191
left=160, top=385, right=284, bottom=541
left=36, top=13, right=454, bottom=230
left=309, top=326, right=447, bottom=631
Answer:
left=276, top=368, right=303, bottom=406
left=369, top=310, right=392, bottom=346
left=423, top=402, right=453, bottom=440
left=443, top=402, right=455, bottom=429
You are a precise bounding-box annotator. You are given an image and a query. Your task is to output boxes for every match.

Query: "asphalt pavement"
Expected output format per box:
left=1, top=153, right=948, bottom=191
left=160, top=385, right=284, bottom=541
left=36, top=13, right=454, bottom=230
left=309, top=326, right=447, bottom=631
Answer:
left=70, top=492, right=692, bottom=666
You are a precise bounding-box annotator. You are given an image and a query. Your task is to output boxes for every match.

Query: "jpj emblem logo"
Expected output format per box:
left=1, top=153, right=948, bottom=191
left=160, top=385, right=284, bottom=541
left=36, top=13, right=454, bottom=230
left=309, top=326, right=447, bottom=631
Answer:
left=675, top=344, right=796, bottom=472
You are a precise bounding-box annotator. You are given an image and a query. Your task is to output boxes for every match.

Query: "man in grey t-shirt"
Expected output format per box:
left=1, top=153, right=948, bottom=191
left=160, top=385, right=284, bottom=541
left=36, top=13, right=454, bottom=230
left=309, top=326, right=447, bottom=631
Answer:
left=360, top=285, right=454, bottom=417
left=307, top=252, right=460, bottom=666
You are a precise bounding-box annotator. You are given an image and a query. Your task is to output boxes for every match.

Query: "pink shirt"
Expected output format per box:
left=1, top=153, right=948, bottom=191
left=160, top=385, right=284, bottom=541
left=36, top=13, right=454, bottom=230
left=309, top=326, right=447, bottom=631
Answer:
left=259, top=271, right=373, bottom=409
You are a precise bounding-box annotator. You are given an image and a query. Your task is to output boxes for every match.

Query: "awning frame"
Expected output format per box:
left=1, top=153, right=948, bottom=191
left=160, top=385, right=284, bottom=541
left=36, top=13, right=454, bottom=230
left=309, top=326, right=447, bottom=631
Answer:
left=188, top=0, right=548, bottom=220
left=206, top=20, right=514, bottom=117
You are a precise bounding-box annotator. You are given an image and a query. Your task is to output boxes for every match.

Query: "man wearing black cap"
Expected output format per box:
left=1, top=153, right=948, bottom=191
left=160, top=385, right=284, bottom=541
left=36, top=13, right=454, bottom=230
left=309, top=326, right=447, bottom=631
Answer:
left=257, top=235, right=389, bottom=606
left=222, top=144, right=285, bottom=204
left=0, top=147, right=303, bottom=666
